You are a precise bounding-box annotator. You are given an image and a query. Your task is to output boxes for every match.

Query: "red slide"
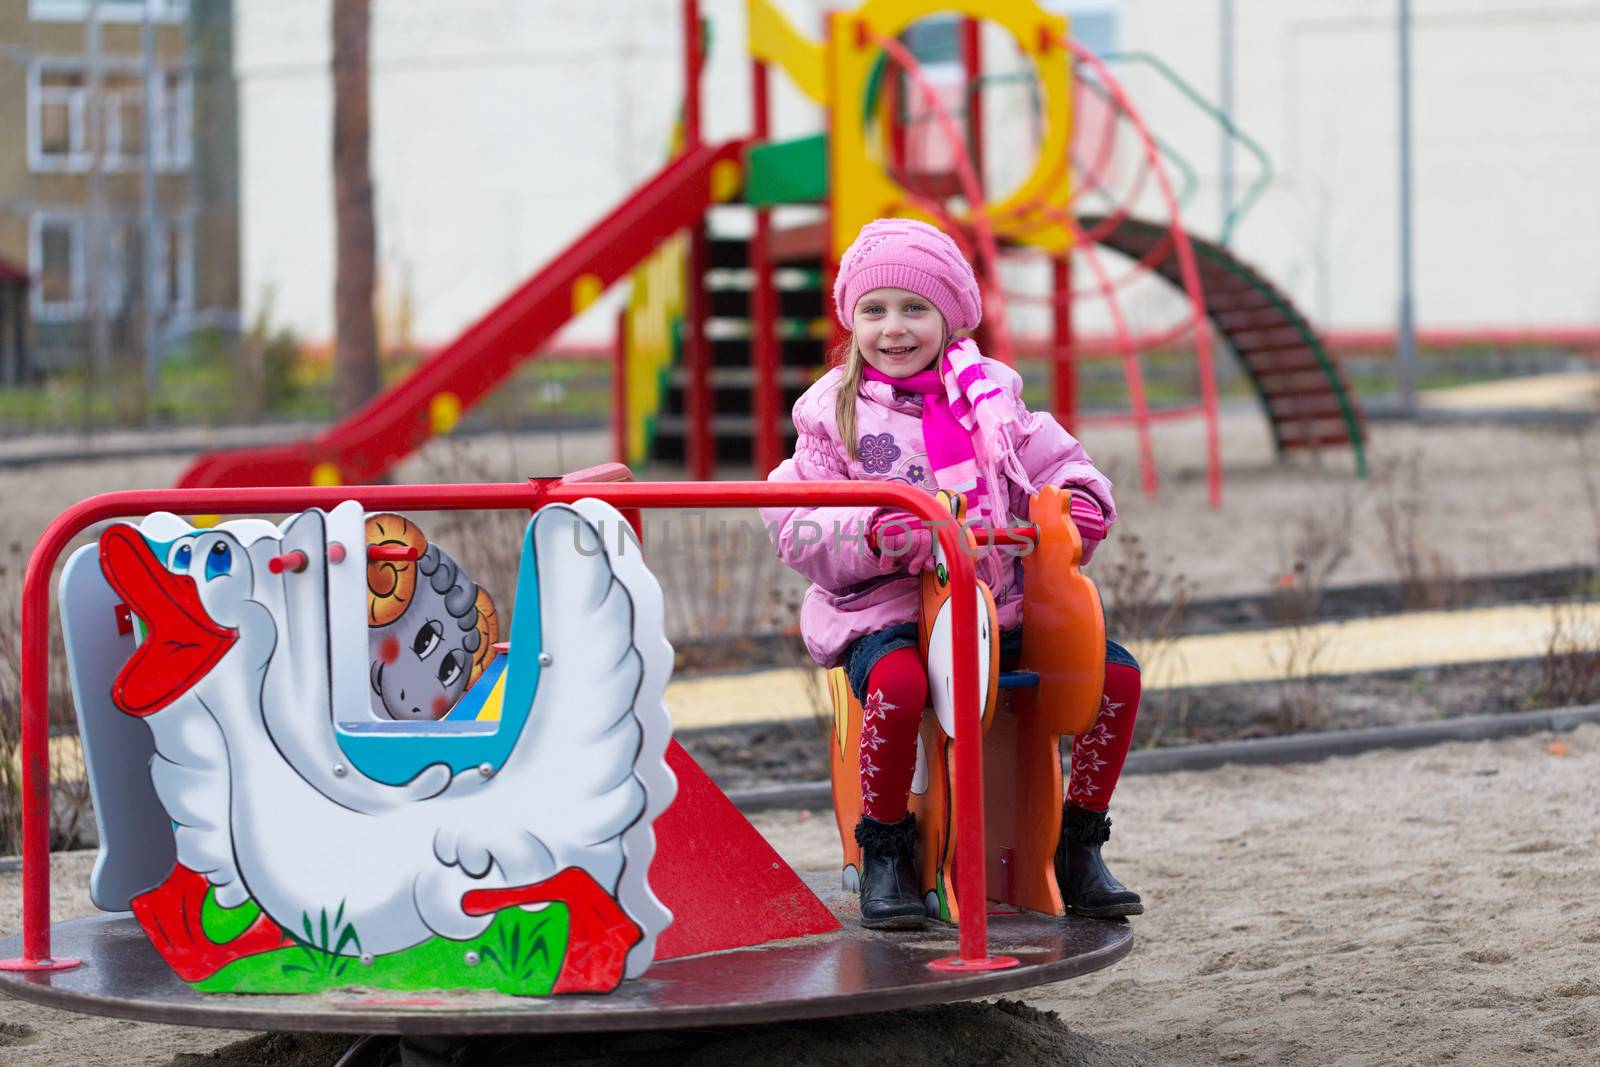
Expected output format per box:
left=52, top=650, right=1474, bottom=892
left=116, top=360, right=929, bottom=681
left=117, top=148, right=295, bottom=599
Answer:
left=177, top=139, right=745, bottom=489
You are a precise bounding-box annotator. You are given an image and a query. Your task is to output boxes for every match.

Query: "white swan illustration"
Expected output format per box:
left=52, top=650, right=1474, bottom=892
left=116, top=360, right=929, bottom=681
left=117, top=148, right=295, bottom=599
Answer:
left=63, top=498, right=674, bottom=993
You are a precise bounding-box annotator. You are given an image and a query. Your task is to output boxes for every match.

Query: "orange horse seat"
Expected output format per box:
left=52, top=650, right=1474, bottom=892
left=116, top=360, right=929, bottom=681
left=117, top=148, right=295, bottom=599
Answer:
left=828, top=487, right=1106, bottom=921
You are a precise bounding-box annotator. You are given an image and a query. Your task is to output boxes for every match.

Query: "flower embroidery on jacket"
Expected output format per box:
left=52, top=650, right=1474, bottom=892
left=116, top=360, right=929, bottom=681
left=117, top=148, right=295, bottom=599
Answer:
left=857, top=432, right=901, bottom=474
left=904, top=463, right=926, bottom=484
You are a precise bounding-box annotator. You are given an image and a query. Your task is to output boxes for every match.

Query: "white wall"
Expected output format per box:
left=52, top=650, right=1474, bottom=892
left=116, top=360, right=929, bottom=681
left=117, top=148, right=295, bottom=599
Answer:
left=1113, top=0, right=1600, bottom=330
left=236, top=0, right=1600, bottom=347
left=236, top=0, right=829, bottom=347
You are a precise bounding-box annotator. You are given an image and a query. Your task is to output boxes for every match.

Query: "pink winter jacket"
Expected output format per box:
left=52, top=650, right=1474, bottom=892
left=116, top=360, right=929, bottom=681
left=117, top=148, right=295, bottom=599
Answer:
left=762, top=357, right=1116, bottom=668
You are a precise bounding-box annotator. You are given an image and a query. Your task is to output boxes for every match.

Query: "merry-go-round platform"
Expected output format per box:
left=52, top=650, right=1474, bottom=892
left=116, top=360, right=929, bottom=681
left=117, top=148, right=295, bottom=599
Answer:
left=0, top=873, right=1131, bottom=1035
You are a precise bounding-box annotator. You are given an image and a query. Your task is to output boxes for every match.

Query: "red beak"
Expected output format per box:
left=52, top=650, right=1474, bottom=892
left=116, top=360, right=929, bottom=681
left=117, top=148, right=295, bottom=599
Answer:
left=100, top=525, right=238, bottom=716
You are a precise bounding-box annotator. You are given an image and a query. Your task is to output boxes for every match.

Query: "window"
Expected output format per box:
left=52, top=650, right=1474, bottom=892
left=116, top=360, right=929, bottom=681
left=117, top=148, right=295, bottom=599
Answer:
left=1052, top=0, right=1121, bottom=58
left=29, top=210, right=193, bottom=322
left=102, top=71, right=144, bottom=163
left=904, top=17, right=961, bottom=67
left=28, top=59, right=192, bottom=173
left=29, top=0, right=187, bottom=23
left=30, top=214, right=84, bottom=321
left=153, top=68, right=191, bottom=168
left=157, top=215, right=194, bottom=316
left=34, top=68, right=86, bottom=164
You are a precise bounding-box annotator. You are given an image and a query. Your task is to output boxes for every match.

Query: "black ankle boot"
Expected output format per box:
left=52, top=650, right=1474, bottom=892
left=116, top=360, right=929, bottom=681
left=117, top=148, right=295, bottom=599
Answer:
left=1055, top=805, right=1144, bottom=918
left=854, top=813, right=927, bottom=930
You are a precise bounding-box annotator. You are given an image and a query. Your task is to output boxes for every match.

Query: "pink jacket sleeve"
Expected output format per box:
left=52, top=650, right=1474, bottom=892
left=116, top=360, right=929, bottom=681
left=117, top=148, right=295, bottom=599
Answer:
left=760, top=376, right=898, bottom=593
left=993, top=361, right=1118, bottom=528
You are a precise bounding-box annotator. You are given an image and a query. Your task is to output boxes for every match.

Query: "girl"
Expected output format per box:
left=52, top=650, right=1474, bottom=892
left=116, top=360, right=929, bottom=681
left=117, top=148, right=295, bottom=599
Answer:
left=761, top=218, right=1144, bottom=930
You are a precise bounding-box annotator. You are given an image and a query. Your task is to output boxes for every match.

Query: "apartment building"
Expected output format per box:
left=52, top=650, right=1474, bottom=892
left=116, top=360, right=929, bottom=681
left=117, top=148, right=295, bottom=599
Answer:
left=0, top=0, right=237, bottom=378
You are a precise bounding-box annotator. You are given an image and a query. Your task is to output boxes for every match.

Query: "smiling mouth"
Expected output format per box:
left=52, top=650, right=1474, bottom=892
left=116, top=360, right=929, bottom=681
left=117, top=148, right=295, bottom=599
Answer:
left=879, top=345, right=920, bottom=356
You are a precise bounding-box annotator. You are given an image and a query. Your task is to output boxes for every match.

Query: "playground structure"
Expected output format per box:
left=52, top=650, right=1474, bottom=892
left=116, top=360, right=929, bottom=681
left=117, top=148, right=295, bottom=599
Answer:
left=0, top=464, right=1132, bottom=1029
left=175, top=0, right=1366, bottom=504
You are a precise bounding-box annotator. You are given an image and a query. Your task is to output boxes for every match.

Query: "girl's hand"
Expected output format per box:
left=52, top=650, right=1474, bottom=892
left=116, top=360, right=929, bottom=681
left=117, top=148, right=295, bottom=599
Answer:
left=870, top=512, right=936, bottom=575
left=1068, top=491, right=1107, bottom=563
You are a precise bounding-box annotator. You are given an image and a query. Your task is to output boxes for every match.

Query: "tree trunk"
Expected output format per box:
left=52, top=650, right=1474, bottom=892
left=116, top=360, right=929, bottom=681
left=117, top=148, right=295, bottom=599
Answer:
left=331, top=0, right=378, bottom=417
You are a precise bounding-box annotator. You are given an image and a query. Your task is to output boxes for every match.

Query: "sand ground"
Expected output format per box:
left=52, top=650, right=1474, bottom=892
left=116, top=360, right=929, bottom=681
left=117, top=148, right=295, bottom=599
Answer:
left=3, top=724, right=1596, bottom=1065
left=0, top=394, right=1597, bottom=1062
left=771, top=725, right=1600, bottom=1066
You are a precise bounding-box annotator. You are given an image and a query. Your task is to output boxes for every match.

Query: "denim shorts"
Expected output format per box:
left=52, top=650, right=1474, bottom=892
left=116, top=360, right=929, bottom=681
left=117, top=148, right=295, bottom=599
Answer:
left=842, top=622, right=919, bottom=704
left=842, top=624, right=1139, bottom=704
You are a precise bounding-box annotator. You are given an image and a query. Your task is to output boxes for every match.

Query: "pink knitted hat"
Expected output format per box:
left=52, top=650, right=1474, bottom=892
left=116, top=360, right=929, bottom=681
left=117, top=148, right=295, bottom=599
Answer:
left=833, top=218, right=982, bottom=334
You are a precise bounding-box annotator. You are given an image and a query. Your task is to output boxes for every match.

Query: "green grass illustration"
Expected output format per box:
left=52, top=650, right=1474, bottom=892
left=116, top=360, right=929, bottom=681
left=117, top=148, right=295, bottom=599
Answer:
left=192, top=899, right=570, bottom=996
left=281, top=901, right=364, bottom=981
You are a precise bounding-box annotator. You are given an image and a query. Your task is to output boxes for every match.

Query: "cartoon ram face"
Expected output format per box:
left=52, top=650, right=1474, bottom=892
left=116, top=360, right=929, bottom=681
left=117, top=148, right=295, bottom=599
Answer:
left=365, top=514, right=499, bottom=720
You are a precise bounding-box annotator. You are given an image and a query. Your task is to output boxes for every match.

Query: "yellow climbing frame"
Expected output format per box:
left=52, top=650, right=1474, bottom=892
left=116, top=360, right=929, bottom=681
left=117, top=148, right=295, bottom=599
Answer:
left=748, top=0, right=827, bottom=104
left=825, top=0, right=1075, bottom=257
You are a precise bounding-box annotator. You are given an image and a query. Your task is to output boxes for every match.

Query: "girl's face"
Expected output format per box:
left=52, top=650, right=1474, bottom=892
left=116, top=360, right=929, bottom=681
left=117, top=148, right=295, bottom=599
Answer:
left=852, top=287, right=945, bottom=379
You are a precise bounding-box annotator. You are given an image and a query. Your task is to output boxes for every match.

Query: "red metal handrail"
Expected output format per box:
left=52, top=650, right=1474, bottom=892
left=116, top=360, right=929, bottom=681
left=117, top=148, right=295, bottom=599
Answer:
left=7, top=476, right=1000, bottom=970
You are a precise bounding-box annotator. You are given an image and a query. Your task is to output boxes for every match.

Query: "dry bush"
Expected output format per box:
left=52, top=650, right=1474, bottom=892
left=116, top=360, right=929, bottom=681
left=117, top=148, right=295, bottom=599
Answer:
left=667, top=517, right=835, bottom=738
left=1260, top=493, right=1355, bottom=734
left=0, top=632, right=17, bottom=854
left=1273, top=491, right=1354, bottom=623
left=1536, top=600, right=1600, bottom=709
left=1576, top=429, right=1600, bottom=592
left=1372, top=452, right=1461, bottom=610
left=1266, top=627, right=1331, bottom=734
left=662, top=513, right=794, bottom=644
left=1099, top=530, right=1191, bottom=643
left=1096, top=531, right=1191, bottom=747
left=0, top=543, right=95, bottom=856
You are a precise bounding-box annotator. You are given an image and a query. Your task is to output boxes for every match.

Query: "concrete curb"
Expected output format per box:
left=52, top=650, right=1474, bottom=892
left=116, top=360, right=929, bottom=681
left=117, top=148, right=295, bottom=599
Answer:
left=1116, top=704, right=1600, bottom=775
left=725, top=703, right=1600, bottom=813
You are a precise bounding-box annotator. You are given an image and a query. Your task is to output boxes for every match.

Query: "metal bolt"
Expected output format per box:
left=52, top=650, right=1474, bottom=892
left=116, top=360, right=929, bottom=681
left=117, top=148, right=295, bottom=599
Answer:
left=332, top=763, right=347, bottom=777
left=463, top=950, right=481, bottom=967
left=538, top=652, right=553, bottom=667
left=360, top=953, right=374, bottom=966
left=477, top=762, right=495, bottom=778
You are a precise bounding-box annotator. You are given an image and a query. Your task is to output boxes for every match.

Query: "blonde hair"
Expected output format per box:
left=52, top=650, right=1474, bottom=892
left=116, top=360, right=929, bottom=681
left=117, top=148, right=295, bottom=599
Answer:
left=833, top=324, right=953, bottom=462
left=834, top=336, right=866, bottom=462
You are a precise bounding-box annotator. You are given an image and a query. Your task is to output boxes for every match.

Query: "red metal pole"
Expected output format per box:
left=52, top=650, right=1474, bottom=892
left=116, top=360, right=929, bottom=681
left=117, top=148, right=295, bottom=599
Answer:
left=823, top=17, right=845, bottom=361
left=683, top=0, right=702, bottom=153
left=960, top=18, right=992, bottom=355
left=887, top=54, right=908, bottom=181
left=962, top=17, right=984, bottom=192
left=613, top=308, right=629, bottom=465
left=682, top=0, right=712, bottom=480
left=750, top=58, right=780, bottom=474
left=5, top=478, right=1010, bottom=971
left=687, top=229, right=713, bottom=480
left=1052, top=254, right=1077, bottom=432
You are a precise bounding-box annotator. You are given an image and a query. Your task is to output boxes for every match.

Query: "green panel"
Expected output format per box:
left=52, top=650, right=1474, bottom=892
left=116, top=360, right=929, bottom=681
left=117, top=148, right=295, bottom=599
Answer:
left=641, top=316, right=683, bottom=460
left=745, top=135, right=828, bottom=206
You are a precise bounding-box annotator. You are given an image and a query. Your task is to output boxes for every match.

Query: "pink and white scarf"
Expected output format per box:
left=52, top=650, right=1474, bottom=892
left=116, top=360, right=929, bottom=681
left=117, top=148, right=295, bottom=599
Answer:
left=861, top=339, right=1017, bottom=526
